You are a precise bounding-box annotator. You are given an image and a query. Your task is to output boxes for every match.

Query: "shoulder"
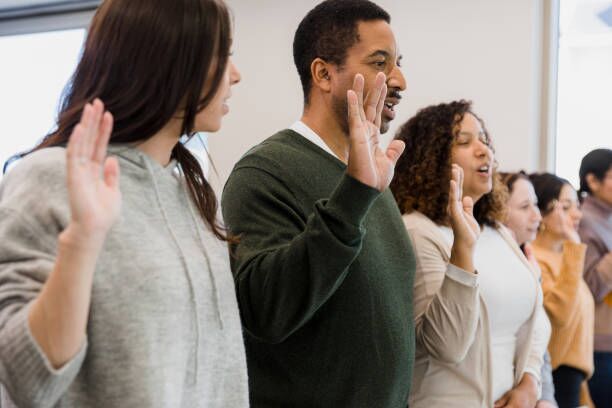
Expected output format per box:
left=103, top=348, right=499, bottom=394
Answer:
left=0, top=147, right=69, bottom=236
left=402, top=211, right=448, bottom=249
left=402, top=211, right=441, bottom=235
left=1, top=147, right=67, bottom=204
left=231, top=129, right=333, bottom=175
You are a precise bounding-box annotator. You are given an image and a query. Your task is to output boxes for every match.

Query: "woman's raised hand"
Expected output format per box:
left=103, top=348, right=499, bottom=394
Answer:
left=65, top=99, right=121, bottom=245
left=346, top=72, right=405, bottom=192
left=448, top=164, right=480, bottom=272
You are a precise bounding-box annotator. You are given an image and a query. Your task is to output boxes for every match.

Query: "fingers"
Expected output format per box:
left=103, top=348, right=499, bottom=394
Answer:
left=462, top=196, right=474, bottom=217
left=374, top=83, right=387, bottom=129
left=104, top=157, right=120, bottom=190
left=351, top=74, right=366, bottom=123
left=83, top=100, right=100, bottom=159
left=66, top=123, right=85, bottom=172
left=455, top=164, right=464, bottom=201
left=449, top=165, right=461, bottom=203
left=494, top=392, right=511, bottom=407
left=385, top=140, right=405, bottom=165
left=347, top=89, right=363, bottom=141
left=93, top=112, right=114, bottom=164
left=364, top=72, right=385, bottom=123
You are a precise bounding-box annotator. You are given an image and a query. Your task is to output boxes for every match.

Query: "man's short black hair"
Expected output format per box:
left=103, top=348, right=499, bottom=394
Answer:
left=293, top=0, right=390, bottom=104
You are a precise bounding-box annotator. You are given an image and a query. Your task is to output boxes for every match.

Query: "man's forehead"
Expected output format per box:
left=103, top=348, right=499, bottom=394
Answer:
left=352, top=20, right=399, bottom=56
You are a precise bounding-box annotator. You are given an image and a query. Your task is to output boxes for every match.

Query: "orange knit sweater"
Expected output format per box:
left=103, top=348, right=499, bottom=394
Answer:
left=532, top=241, right=594, bottom=377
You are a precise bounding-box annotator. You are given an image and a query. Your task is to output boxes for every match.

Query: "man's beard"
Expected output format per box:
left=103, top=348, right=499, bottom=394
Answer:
left=331, top=91, right=390, bottom=136
left=331, top=91, right=350, bottom=136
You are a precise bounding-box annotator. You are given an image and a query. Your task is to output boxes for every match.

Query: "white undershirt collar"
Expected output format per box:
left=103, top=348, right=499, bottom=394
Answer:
left=290, top=120, right=339, bottom=160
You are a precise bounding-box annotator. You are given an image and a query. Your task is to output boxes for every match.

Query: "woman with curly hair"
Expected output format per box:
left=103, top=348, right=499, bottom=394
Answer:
left=390, top=100, right=549, bottom=408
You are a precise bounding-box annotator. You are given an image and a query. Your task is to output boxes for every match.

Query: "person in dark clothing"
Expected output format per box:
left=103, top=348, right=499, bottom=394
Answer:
left=221, top=1, right=416, bottom=406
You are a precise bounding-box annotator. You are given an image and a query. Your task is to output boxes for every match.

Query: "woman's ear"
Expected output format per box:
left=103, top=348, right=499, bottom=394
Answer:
left=586, top=173, right=601, bottom=195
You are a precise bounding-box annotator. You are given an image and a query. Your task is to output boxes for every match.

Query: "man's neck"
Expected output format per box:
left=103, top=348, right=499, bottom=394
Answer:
left=301, top=111, right=350, bottom=164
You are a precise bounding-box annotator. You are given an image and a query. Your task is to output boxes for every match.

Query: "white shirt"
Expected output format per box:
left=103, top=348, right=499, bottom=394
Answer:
left=290, top=120, right=339, bottom=160
left=439, top=225, right=537, bottom=401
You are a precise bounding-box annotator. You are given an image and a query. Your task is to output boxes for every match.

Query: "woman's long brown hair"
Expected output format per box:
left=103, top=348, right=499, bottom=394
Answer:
left=29, top=0, right=232, bottom=241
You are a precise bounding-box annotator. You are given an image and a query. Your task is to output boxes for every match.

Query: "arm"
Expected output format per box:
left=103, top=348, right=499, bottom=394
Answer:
left=222, top=72, right=404, bottom=343
left=0, top=100, right=120, bottom=406
left=409, top=164, right=481, bottom=363
left=580, top=229, right=612, bottom=302
left=538, top=351, right=557, bottom=407
left=223, top=170, right=380, bottom=343
left=494, top=372, right=539, bottom=408
left=538, top=242, right=587, bottom=328
left=408, top=226, right=480, bottom=363
left=519, top=286, right=550, bottom=401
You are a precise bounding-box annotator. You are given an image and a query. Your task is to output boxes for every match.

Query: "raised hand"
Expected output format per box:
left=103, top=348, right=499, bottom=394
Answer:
left=448, top=164, right=480, bottom=272
left=548, top=200, right=580, bottom=243
left=346, top=72, right=405, bottom=192
left=65, top=99, right=121, bottom=244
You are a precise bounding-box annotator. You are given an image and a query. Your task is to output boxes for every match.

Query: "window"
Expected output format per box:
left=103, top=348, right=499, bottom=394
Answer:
left=555, top=0, right=612, bottom=186
left=0, top=28, right=85, bottom=176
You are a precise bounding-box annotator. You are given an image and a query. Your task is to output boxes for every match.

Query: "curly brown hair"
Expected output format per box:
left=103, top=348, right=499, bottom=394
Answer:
left=390, top=100, right=507, bottom=227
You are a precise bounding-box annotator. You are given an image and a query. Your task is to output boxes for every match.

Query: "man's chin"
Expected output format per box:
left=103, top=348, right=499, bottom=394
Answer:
left=379, top=120, right=390, bottom=134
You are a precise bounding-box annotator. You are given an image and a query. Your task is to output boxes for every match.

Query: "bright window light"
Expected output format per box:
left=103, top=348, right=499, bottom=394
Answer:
left=0, top=28, right=85, bottom=177
left=556, top=0, right=612, bottom=186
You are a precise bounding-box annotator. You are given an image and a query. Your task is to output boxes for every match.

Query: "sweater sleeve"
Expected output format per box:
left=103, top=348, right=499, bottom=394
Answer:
left=538, top=242, right=587, bottom=328
left=580, top=230, right=612, bottom=302
left=0, top=151, right=87, bottom=407
left=407, top=223, right=480, bottom=364
left=539, top=351, right=557, bottom=405
left=522, top=285, right=550, bottom=391
left=221, top=168, right=380, bottom=343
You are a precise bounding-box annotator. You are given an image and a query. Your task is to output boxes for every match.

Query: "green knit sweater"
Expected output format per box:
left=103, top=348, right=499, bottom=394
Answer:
left=222, top=129, right=415, bottom=408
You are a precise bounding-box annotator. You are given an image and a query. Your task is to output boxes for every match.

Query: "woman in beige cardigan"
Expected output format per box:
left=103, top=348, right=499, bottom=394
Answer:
left=390, top=100, right=549, bottom=408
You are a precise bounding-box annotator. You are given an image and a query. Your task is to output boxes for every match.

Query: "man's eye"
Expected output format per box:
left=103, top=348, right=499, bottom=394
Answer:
left=374, top=61, right=386, bottom=67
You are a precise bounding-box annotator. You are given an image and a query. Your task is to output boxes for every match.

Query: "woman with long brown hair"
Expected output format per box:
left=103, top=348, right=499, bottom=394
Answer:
left=390, top=100, right=549, bottom=408
left=0, top=0, right=247, bottom=406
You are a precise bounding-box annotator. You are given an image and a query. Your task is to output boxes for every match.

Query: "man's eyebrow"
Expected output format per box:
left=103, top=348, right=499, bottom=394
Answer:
left=367, top=50, right=391, bottom=59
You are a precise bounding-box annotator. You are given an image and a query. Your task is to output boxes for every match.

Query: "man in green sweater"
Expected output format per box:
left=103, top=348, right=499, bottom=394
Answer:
left=221, top=1, right=415, bottom=406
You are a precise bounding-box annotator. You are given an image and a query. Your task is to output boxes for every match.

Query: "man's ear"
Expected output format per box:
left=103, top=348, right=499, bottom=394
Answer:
left=586, top=173, right=601, bottom=194
left=310, top=58, right=333, bottom=93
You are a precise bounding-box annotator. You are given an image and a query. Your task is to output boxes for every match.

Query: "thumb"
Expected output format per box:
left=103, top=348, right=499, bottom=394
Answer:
left=104, top=156, right=120, bottom=189
left=385, top=140, right=405, bottom=165
left=493, top=394, right=510, bottom=408
left=494, top=392, right=511, bottom=407
left=462, top=195, right=474, bottom=216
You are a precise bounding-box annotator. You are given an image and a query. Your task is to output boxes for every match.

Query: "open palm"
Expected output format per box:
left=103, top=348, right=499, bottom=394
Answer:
left=448, top=164, right=480, bottom=249
left=346, top=72, right=405, bottom=192
left=66, top=99, right=121, bottom=237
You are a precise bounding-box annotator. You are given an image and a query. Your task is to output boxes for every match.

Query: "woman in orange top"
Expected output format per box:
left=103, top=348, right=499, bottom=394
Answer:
left=530, top=173, right=595, bottom=408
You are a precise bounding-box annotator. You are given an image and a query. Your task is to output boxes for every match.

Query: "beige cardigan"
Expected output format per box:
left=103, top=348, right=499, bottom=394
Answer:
left=404, top=212, right=550, bottom=408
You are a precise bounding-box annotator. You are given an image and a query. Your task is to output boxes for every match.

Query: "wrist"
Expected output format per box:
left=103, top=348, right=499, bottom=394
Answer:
left=450, top=244, right=476, bottom=273
left=518, top=373, right=539, bottom=397
left=60, top=223, right=108, bottom=251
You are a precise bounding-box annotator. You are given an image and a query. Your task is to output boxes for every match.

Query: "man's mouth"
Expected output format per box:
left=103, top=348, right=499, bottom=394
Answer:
left=383, top=93, right=401, bottom=120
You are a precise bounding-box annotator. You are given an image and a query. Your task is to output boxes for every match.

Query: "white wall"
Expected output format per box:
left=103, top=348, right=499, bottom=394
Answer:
left=209, top=0, right=549, bottom=190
